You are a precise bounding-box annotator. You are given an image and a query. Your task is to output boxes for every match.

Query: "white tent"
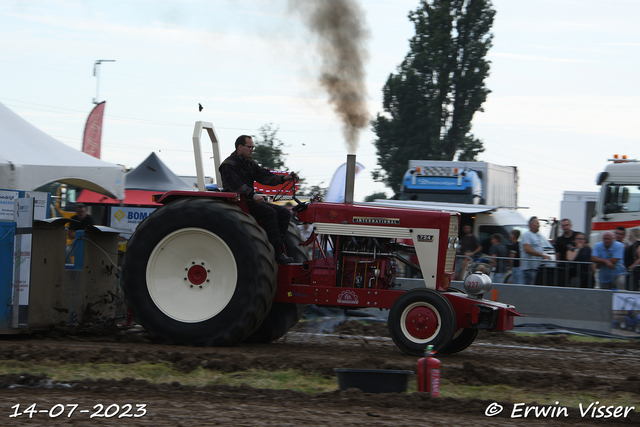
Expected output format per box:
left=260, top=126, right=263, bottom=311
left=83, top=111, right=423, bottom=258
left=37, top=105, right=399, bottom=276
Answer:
left=0, top=102, right=125, bottom=199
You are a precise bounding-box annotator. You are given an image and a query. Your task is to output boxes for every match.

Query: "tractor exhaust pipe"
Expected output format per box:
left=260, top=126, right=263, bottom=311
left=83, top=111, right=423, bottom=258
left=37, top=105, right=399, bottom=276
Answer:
left=345, top=154, right=356, bottom=204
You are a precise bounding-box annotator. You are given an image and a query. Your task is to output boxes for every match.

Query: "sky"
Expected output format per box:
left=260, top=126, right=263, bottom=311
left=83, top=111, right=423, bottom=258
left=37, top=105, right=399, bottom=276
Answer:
left=1, top=0, right=639, bottom=234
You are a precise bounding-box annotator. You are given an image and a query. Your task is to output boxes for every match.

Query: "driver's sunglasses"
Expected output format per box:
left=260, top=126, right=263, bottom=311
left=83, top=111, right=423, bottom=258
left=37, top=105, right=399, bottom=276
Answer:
left=244, top=145, right=256, bottom=151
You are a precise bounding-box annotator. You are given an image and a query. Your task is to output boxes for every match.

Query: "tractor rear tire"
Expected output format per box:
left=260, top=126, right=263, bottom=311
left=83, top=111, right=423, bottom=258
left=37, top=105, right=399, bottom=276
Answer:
left=388, top=289, right=456, bottom=356
left=244, top=222, right=308, bottom=343
left=439, top=328, right=478, bottom=354
left=122, top=198, right=277, bottom=346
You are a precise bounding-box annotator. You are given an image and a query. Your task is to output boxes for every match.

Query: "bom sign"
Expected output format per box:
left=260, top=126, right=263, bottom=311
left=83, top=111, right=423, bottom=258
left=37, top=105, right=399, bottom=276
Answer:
left=110, top=207, right=156, bottom=233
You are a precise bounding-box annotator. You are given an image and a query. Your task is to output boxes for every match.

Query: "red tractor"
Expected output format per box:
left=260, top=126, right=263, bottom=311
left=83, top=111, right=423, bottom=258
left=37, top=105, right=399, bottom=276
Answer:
left=122, top=122, right=519, bottom=355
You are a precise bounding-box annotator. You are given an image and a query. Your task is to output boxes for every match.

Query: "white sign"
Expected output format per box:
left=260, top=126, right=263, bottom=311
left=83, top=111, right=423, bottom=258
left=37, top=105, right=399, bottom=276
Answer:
left=110, top=207, right=156, bottom=233
left=24, top=191, right=50, bottom=220
left=12, top=197, right=33, bottom=328
left=0, top=190, right=49, bottom=221
left=0, top=190, right=19, bottom=222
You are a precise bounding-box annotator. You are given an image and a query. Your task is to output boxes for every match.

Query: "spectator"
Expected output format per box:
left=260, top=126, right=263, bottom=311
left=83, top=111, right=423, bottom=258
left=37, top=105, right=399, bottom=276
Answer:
left=624, top=228, right=636, bottom=269
left=297, top=222, right=314, bottom=260
left=489, top=233, right=508, bottom=283
left=521, top=216, right=551, bottom=285
left=507, top=229, right=522, bottom=284
left=458, top=224, right=482, bottom=258
left=591, top=231, right=626, bottom=290
left=66, top=203, right=95, bottom=263
left=554, top=218, right=580, bottom=286
left=565, top=232, right=593, bottom=288
left=615, top=226, right=628, bottom=248
left=456, top=224, right=482, bottom=280
left=285, top=201, right=301, bottom=225
left=68, top=203, right=95, bottom=239
left=554, top=218, right=579, bottom=261
left=625, top=228, right=640, bottom=291
left=298, top=222, right=313, bottom=241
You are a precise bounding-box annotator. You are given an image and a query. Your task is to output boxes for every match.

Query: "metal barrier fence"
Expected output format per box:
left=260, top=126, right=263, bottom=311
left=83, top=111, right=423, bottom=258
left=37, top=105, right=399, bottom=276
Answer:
left=453, top=255, right=640, bottom=291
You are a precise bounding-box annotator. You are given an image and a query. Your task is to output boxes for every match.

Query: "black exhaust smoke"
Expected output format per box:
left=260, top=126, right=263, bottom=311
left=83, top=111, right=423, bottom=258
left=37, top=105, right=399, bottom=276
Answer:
left=289, top=0, right=370, bottom=153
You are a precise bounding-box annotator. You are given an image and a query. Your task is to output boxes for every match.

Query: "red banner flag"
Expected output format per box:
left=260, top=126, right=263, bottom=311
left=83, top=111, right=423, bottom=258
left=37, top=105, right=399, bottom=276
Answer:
left=82, top=101, right=105, bottom=158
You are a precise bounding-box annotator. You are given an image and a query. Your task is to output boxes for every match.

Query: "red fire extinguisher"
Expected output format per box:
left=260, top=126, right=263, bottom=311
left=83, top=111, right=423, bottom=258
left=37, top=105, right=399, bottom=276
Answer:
left=417, top=345, right=440, bottom=396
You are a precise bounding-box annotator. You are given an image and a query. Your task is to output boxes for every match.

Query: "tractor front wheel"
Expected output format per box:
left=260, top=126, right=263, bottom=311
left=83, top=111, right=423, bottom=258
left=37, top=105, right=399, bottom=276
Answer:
left=439, top=328, right=478, bottom=354
left=388, top=289, right=456, bottom=355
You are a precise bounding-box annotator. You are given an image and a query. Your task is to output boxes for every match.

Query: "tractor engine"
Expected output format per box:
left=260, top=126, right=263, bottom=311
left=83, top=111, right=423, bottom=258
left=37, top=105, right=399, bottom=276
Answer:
left=338, top=236, right=398, bottom=289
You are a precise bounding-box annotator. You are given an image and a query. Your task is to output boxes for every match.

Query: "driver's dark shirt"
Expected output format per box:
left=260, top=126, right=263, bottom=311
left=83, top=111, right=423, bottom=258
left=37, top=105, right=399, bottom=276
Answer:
left=219, top=152, right=285, bottom=198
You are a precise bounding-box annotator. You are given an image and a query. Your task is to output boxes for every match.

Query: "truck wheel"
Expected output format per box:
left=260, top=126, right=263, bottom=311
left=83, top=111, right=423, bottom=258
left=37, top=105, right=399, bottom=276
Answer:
left=122, top=198, right=277, bottom=346
left=439, top=328, right=478, bottom=354
left=244, top=222, right=308, bottom=343
left=388, top=289, right=456, bottom=355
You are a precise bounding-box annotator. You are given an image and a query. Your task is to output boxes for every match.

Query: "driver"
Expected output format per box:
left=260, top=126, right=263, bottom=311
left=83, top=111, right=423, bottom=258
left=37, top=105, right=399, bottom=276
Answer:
left=219, top=135, right=299, bottom=264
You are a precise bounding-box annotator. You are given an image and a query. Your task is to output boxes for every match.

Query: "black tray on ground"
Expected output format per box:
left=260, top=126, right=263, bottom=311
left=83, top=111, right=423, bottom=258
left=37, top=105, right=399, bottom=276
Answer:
left=334, top=368, right=414, bottom=393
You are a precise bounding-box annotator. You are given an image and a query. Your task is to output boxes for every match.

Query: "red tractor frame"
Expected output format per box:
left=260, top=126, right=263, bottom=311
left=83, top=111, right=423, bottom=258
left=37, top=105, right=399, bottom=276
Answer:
left=121, top=122, right=519, bottom=355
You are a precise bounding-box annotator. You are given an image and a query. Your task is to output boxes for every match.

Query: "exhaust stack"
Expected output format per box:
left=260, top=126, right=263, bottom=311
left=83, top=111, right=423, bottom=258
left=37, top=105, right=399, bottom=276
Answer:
left=345, top=154, right=356, bottom=204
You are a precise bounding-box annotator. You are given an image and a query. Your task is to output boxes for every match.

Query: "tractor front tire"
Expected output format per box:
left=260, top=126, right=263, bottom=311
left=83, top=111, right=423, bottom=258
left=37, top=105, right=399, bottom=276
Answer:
left=439, top=328, right=479, bottom=354
left=388, top=289, right=456, bottom=356
left=244, top=222, right=308, bottom=343
left=122, top=198, right=277, bottom=346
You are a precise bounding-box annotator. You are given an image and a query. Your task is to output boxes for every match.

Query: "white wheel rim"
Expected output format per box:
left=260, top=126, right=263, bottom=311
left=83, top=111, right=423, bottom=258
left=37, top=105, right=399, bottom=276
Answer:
left=400, top=301, right=442, bottom=344
left=146, top=227, right=237, bottom=323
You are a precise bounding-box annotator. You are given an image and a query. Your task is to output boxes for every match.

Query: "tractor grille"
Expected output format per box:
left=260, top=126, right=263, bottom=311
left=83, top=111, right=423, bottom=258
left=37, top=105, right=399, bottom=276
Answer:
left=444, top=215, right=459, bottom=272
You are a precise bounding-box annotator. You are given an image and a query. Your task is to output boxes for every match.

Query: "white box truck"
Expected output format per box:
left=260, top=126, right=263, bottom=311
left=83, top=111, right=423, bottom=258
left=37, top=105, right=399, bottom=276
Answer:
left=591, top=156, right=640, bottom=244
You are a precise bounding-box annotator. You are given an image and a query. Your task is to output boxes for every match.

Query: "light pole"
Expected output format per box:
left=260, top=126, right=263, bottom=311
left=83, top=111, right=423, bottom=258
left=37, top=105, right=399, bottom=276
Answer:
left=93, top=59, right=115, bottom=104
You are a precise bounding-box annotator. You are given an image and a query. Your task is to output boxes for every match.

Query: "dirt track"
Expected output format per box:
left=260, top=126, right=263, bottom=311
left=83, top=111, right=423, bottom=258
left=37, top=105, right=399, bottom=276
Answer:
left=1, top=319, right=639, bottom=426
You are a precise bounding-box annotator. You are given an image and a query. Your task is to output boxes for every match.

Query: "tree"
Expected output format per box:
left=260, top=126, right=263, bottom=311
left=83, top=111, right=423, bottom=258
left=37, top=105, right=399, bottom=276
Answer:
left=364, top=192, right=388, bottom=202
left=298, top=182, right=327, bottom=199
left=372, top=0, right=494, bottom=193
left=252, top=123, right=287, bottom=170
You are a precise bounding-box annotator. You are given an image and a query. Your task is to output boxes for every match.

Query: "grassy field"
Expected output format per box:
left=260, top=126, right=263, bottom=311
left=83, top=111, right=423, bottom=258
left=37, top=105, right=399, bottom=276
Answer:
left=0, top=359, right=636, bottom=410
